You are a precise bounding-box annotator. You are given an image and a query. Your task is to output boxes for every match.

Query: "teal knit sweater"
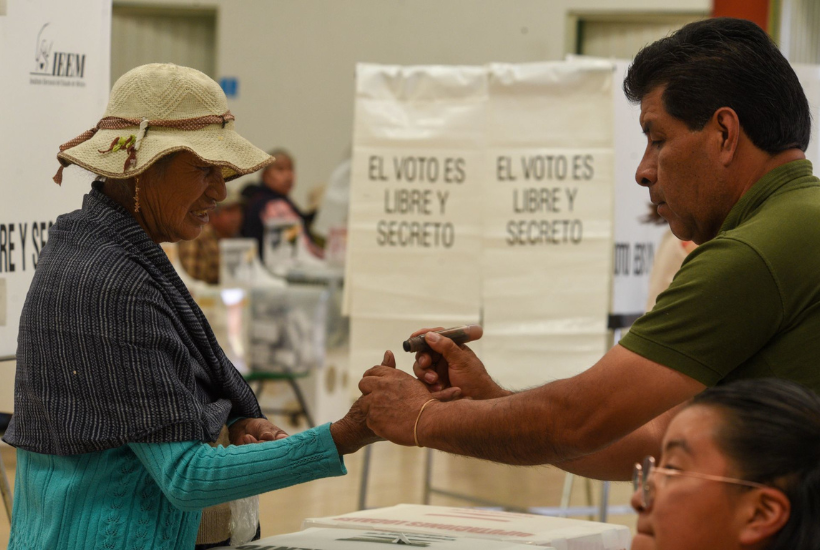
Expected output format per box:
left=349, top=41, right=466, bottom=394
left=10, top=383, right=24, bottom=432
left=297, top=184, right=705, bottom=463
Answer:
left=6, top=423, right=346, bottom=550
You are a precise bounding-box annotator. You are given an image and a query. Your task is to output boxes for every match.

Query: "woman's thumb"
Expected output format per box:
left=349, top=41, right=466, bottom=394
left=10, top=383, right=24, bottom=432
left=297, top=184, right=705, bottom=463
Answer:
left=381, top=350, right=396, bottom=368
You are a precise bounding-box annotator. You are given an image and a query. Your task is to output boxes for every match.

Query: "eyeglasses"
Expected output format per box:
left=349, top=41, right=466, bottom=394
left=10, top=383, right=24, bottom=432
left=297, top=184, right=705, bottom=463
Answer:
left=632, top=456, right=768, bottom=509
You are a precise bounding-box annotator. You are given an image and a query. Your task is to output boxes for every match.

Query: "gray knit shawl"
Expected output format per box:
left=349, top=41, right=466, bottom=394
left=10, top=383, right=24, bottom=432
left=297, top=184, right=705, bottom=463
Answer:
left=3, top=183, right=263, bottom=455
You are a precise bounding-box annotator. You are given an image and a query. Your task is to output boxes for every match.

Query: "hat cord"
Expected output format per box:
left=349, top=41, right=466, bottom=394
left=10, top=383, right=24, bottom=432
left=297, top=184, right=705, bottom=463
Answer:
left=53, top=111, right=235, bottom=184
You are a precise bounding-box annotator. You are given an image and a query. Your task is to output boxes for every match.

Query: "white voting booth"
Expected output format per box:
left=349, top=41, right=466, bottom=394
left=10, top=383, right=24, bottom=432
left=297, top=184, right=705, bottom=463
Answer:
left=481, top=62, right=614, bottom=388
left=794, top=64, right=820, bottom=167
left=0, top=1, right=111, bottom=357
left=608, top=59, right=668, bottom=323
left=345, top=60, right=615, bottom=392
left=345, top=60, right=617, bottom=516
left=0, top=0, right=111, bottom=522
left=345, top=64, right=486, bottom=379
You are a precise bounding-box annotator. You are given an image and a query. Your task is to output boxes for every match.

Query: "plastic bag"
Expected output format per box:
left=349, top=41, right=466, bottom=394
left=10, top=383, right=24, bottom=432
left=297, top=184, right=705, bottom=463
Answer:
left=229, top=495, right=259, bottom=546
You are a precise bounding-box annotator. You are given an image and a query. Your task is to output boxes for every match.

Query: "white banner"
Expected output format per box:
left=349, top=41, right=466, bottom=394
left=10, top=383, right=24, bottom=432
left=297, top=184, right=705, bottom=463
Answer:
left=0, top=0, right=111, bottom=356
left=481, top=62, right=614, bottom=389
left=608, top=59, right=668, bottom=319
left=346, top=65, right=485, bottom=384
left=794, top=64, right=820, bottom=168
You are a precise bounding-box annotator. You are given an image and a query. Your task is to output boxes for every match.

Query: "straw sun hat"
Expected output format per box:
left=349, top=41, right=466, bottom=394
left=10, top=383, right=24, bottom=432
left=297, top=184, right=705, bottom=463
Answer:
left=54, top=63, right=272, bottom=184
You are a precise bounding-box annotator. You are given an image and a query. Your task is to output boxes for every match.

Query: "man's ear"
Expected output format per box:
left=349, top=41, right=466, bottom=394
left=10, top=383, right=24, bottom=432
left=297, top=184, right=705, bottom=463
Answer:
left=711, top=107, right=742, bottom=166
left=737, top=488, right=790, bottom=546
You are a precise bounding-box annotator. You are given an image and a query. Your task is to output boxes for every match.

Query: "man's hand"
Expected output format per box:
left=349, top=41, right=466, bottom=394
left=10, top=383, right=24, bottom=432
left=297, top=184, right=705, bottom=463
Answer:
left=362, top=345, right=705, bottom=471
left=229, top=417, right=289, bottom=445
left=359, top=365, right=438, bottom=446
left=410, top=327, right=510, bottom=400
left=330, top=351, right=396, bottom=455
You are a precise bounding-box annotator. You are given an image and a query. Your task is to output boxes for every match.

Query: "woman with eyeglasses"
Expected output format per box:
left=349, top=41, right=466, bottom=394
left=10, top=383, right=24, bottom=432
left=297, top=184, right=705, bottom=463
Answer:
left=631, top=378, right=820, bottom=550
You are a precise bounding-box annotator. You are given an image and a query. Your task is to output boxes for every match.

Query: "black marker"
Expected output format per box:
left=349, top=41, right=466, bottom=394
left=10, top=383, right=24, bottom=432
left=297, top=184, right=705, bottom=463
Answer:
left=403, top=325, right=483, bottom=353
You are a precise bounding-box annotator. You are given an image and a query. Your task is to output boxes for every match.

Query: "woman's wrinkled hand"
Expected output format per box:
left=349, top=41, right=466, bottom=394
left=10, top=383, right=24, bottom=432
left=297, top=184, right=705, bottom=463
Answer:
left=229, top=417, right=289, bottom=445
left=330, top=350, right=396, bottom=455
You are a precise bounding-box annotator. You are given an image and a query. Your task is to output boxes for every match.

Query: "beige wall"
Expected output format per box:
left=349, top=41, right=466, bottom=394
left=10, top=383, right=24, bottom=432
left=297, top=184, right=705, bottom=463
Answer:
left=0, top=361, right=13, bottom=413
left=780, top=0, right=820, bottom=64
left=113, top=0, right=709, bottom=207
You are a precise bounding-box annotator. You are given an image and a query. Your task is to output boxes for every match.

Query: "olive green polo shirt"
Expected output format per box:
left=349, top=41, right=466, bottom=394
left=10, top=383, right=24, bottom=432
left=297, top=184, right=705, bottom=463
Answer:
left=620, top=160, right=820, bottom=393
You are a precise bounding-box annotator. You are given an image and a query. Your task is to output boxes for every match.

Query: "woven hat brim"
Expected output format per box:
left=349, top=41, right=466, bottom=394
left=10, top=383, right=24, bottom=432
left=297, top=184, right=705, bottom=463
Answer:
left=57, top=121, right=272, bottom=182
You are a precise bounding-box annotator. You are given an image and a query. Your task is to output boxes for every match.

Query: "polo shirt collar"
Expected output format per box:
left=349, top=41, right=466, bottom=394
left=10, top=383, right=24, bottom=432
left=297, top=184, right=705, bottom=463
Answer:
left=720, top=159, right=815, bottom=233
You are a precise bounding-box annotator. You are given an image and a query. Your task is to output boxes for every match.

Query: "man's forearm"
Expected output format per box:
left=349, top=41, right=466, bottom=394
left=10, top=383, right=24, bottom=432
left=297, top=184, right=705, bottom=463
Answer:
left=412, top=349, right=701, bottom=467
left=554, top=405, right=681, bottom=480
left=362, top=345, right=704, bottom=470
left=416, top=379, right=623, bottom=466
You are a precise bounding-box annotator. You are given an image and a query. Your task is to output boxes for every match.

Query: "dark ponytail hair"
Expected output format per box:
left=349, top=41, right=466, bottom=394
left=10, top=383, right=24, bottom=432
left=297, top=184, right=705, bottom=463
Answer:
left=691, top=379, right=820, bottom=550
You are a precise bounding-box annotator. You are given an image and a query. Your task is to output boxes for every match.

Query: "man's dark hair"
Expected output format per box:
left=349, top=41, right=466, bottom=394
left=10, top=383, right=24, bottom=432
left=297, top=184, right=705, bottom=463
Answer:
left=624, top=17, right=811, bottom=154
left=692, top=379, right=820, bottom=550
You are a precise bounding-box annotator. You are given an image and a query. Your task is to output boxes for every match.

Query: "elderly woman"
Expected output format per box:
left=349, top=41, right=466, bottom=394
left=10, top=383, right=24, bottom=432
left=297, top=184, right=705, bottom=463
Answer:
left=631, top=378, right=820, bottom=550
left=3, top=64, right=377, bottom=550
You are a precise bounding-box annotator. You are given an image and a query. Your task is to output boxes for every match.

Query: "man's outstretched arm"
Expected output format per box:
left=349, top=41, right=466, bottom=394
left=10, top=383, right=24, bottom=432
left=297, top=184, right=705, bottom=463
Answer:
left=554, top=403, right=684, bottom=480
left=359, top=344, right=704, bottom=473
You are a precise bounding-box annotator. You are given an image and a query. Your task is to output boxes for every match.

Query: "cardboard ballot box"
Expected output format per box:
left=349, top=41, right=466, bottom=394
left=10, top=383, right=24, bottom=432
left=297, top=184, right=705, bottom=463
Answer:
left=214, top=527, right=555, bottom=549
left=302, top=505, right=631, bottom=550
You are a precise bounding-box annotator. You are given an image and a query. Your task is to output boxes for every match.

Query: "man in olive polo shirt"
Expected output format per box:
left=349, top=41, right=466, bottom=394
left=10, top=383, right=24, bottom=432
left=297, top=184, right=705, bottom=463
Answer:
left=357, top=18, right=819, bottom=479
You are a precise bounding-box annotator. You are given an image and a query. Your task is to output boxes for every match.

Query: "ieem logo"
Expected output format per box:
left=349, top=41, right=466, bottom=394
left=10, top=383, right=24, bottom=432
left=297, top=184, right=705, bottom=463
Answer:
left=30, top=23, right=87, bottom=84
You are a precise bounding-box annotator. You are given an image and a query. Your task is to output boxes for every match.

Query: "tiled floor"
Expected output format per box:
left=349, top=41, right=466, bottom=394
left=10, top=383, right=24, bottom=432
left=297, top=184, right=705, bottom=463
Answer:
left=0, top=433, right=637, bottom=549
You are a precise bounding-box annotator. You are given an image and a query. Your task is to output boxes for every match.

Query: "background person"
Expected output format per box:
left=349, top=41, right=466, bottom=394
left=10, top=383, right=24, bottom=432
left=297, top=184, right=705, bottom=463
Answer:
left=357, top=17, right=820, bottom=481
left=631, top=379, right=820, bottom=550
left=3, top=64, right=376, bottom=550
left=312, top=155, right=351, bottom=242
left=641, top=203, right=696, bottom=310
left=241, top=148, right=323, bottom=260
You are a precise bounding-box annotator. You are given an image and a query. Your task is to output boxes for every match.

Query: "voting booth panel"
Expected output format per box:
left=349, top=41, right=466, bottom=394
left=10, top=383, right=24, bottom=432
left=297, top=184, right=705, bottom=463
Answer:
left=482, top=62, right=614, bottom=389
left=794, top=64, right=820, bottom=167
left=346, top=65, right=485, bottom=385
left=608, top=59, right=669, bottom=319
left=0, top=0, right=111, bottom=358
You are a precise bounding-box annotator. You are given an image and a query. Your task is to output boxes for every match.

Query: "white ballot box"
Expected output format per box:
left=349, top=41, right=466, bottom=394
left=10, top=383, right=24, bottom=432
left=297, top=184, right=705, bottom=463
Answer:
left=302, top=505, right=631, bottom=550
left=214, top=527, right=555, bottom=549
